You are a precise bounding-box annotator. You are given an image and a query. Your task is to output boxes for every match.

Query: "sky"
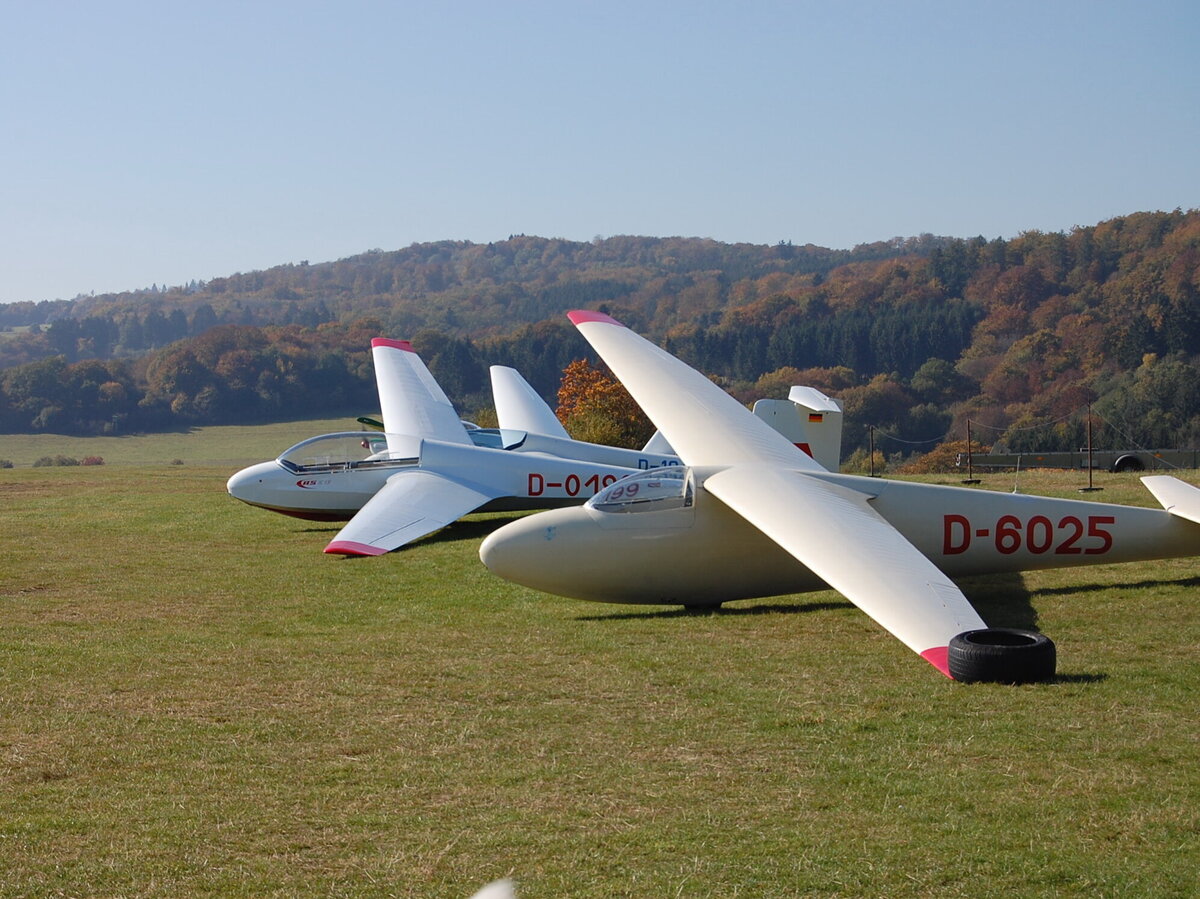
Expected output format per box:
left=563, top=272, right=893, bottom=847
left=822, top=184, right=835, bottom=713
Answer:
left=2, top=0, right=1198, bottom=305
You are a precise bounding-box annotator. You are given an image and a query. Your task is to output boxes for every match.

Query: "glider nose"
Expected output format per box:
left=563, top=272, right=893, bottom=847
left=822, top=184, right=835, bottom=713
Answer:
left=480, top=507, right=600, bottom=597
left=226, top=461, right=281, bottom=505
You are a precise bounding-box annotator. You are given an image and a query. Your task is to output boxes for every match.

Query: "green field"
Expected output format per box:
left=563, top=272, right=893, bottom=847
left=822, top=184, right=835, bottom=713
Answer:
left=0, top=418, right=355, bottom=470
left=1, top=428, right=1197, bottom=897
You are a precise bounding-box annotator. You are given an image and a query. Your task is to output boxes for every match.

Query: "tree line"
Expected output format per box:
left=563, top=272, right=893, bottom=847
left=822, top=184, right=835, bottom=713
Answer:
left=1, top=210, right=1199, bottom=461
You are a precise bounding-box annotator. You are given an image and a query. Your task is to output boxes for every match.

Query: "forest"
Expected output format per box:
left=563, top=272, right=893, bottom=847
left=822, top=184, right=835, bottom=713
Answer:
left=2, top=209, right=1199, bottom=467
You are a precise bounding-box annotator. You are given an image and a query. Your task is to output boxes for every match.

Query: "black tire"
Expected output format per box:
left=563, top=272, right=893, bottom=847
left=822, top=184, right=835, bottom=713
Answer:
left=948, top=628, right=1056, bottom=684
left=1112, top=455, right=1145, bottom=473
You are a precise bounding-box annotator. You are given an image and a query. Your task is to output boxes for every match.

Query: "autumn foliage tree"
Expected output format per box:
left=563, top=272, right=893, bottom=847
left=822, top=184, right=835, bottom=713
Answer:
left=556, top=358, right=655, bottom=449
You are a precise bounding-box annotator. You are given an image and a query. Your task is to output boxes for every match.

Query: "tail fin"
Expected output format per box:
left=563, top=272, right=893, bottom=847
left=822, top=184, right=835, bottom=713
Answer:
left=371, top=339, right=471, bottom=448
left=489, top=366, right=571, bottom=438
left=641, top=430, right=676, bottom=455
left=752, top=386, right=843, bottom=471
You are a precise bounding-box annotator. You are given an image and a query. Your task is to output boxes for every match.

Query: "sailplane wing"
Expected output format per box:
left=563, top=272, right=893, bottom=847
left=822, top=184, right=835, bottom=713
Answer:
left=324, top=469, right=500, bottom=556
left=567, top=311, right=823, bottom=470
left=372, top=338, right=472, bottom=447
left=704, top=467, right=985, bottom=672
left=568, top=309, right=985, bottom=675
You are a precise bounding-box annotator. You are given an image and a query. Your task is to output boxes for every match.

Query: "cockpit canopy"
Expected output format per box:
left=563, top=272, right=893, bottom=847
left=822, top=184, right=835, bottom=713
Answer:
left=277, top=432, right=417, bottom=473
left=587, top=466, right=692, bottom=513
left=275, top=428, right=530, bottom=474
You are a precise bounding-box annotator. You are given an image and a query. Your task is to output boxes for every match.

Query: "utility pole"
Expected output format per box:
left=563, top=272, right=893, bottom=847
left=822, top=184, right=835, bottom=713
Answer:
left=1080, top=405, right=1103, bottom=492
left=962, top=419, right=980, bottom=484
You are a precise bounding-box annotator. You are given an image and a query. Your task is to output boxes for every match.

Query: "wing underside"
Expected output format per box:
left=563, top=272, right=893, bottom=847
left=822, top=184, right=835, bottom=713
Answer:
left=325, top=469, right=500, bottom=555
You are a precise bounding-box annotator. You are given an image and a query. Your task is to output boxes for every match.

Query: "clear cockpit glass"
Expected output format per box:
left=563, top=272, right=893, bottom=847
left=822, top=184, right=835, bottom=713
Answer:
left=586, top=466, right=693, bottom=513
left=276, top=432, right=420, bottom=473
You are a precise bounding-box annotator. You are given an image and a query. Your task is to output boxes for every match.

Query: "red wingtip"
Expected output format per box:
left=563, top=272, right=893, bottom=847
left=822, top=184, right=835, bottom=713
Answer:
left=325, top=540, right=389, bottom=556
left=567, top=309, right=624, bottom=327
left=920, top=646, right=954, bottom=679
left=371, top=338, right=415, bottom=352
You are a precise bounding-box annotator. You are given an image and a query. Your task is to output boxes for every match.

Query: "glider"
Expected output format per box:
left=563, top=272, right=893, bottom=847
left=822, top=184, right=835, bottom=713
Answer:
left=228, top=337, right=840, bottom=555
left=479, top=311, right=1200, bottom=681
left=226, top=338, right=683, bottom=553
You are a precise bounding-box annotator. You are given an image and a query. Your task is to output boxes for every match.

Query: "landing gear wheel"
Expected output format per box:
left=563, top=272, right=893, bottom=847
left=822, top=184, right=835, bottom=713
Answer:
left=948, top=628, right=1056, bottom=683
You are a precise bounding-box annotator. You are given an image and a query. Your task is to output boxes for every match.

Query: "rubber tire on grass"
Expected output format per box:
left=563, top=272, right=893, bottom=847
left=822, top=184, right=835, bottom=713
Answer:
left=948, top=628, right=1056, bottom=684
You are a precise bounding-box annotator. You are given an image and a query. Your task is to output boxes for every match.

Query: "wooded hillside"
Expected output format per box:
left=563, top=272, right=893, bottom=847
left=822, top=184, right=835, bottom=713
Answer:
left=2, top=210, right=1198, bottom=464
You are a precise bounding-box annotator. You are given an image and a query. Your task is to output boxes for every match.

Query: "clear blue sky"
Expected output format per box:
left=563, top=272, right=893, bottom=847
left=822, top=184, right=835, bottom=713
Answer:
left=2, top=0, right=1197, bottom=304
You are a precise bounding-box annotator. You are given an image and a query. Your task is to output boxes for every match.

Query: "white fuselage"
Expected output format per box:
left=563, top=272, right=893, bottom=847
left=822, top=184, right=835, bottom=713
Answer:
left=226, top=429, right=680, bottom=520
left=479, top=468, right=1200, bottom=606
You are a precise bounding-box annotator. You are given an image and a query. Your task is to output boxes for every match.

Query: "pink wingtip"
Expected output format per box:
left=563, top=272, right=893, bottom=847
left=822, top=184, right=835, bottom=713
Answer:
left=920, top=646, right=954, bottom=679
left=371, top=338, right=415, bottom=352
left=325, top=540, right=389, bottom=556
left=567, top=309, right=624, bottom=327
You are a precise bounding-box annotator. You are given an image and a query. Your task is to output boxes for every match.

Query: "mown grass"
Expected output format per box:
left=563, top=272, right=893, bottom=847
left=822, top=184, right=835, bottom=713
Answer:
left=1, top=434, right=1197, bottom=897
left=0, top=417, right=356, bottom=469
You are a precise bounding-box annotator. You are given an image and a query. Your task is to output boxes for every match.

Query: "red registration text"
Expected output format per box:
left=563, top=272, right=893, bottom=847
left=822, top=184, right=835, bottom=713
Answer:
left=528, top=472, right=619, bottom=497
left=943, top=514, right=1115, bottom=556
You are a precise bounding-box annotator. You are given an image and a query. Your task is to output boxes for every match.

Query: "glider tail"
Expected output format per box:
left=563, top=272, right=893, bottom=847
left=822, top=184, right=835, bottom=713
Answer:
left=751, top=387, right=844, bottom=471
left=1142, top=475, right=1200, bottom=525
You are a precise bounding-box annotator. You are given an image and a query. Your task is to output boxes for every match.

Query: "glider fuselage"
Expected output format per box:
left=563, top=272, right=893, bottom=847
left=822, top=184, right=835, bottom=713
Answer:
left=227, top=429, right=680, bottom=520
left=480, top=468, right=1200, bottom=606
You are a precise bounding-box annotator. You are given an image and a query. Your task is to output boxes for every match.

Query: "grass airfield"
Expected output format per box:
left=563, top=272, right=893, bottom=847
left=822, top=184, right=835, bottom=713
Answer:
left=0, top=427, right=1197, bottom=897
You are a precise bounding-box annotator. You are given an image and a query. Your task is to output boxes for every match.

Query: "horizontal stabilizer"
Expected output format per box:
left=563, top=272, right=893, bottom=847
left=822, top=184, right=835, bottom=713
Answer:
left=1142, top=475, right=1200, bottom=525
left=788, top=386, right=842, bottom=413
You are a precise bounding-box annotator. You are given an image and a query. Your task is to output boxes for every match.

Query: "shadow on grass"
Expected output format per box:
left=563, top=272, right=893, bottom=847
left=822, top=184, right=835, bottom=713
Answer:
left=957, top=572, right=1041, bottom=630
left=423, top=515, right=528, bottom=544
left=577, top=600, right=851, bottom=622
left=1034, top=574, right=1200, bottom=597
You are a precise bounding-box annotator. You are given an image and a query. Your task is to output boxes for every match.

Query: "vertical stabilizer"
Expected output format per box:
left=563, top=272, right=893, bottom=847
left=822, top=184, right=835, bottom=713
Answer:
left=752, top=386, right=843, bottom=471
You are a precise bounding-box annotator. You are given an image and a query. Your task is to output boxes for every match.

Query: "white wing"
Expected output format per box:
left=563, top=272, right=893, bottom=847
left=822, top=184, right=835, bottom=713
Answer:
left=490, top=366, right=570, bottom=438
left=568, top=310, right=984, bottom=675
left=372, top=338, right=472, bottom=447
left=567, top=311, right=821, bottom=469
left=324, top=469, right=500, bottom=555
left=1142, top=475, right=1200, bottom=524
left=705, top=467, right=985, bottom=667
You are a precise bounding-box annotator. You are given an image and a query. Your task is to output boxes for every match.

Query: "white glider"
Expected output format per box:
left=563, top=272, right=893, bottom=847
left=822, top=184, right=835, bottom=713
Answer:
left=227, top=338, right=682, bottom=554
left=228, top=337, right=840, bottom=556
left=479, top=311, right=1200, bottom=681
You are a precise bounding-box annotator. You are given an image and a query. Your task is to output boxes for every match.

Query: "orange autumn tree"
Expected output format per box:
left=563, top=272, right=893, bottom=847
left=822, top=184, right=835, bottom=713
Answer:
left=556, top=358, right=655, bottom=449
